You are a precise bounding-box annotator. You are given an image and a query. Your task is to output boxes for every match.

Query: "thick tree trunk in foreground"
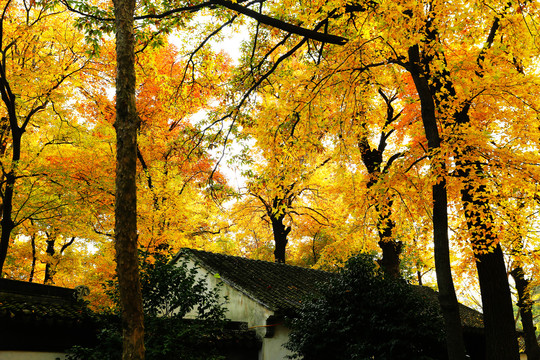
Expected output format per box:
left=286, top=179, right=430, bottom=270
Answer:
left=460, top=179, right=519, bottom=360
left=511, top=266, right=540, bottom=360
left=407, top=45, right=467, bottom=360
left=432, top=180, right=467, bottom=359
left=472, top=244, right=519, bottom=359
left=377, top=236, right=401, bottom=279
left=113, top=0, right=145, bottom=358
left=375, top=209, right=401, bottom=279
left=455, top=126, right=519, bottom=360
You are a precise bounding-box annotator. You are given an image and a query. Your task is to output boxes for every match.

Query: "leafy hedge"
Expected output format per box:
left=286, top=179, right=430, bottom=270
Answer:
left=285, top=254, right=446, bottom=360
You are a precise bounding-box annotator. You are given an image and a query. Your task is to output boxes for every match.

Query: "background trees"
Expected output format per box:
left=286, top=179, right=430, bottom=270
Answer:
left=0, top=0, right=92, bottom=275
left=1, top=0, right=539, bottom=359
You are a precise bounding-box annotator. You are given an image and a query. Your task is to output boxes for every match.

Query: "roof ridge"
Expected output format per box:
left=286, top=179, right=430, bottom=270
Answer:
left=177, top=247, right=331, bottom=274
left=0, top=278, right=75, bottom=299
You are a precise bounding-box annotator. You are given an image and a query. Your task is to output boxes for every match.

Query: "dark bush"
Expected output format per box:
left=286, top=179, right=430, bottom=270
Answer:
left=285, top=253, right=446, bottom=360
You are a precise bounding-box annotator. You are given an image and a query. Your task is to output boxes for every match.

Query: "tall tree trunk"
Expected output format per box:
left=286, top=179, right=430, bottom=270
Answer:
left=455, top=118, right=519, bottom=360
left=0, top=0, right=23, bottom=275
left=407, top=44, right=467, bottom=360
left=473, top=244, right=519, bottom=359
left=113, top=0, right=145, bottom=358
left=511, top=265, right=540, bottom=360
left=421, top=7, right=518, bottom=357
left=0, top=126, right=22, bottom=276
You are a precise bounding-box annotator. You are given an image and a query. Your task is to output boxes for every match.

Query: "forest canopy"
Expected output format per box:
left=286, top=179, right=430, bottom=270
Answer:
left=0, top=0, right=539, bottom=359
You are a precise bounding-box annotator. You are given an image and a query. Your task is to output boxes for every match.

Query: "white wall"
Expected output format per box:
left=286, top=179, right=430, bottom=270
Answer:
left=179, top=259, right=295, bottom=359
left=0, top=351, right=66, bottom=360
left=182, top=259, right=273, bottom=338
left=260, top=323, right=294, bottom=360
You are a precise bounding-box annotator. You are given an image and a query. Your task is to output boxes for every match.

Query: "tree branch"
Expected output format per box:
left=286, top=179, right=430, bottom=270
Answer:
left=212, top=0, right=347, bottom=44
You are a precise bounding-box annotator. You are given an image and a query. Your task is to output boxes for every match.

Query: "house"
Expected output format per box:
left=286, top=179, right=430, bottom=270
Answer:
left=0, top=277, right=261, bottom=360
left=0, top=278, right=96, bottom=360
left=174, top=248, right=487, bottom=360
left=174, top=248, right=335, bottom=360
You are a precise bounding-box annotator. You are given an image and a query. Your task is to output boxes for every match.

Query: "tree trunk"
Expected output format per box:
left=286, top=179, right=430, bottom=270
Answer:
left=407, top=44, right=467, bottom=360
left=358, top=133, right=402, bottom=279
left=0, top=171, right=16, bottom=275
left=0, top=4, right=22, bottom=275
left=0, top=127, right=22, bottom=276
left=376, top=218, right=401, bottom=279
left=455, top=124, right=519, bottom=360
left=29, top=233, right=36, bottom=282
left=271, top=214, right=291, bottom=263
left=511, top=265, right=540, bottom=360
left=472, top=244, right=519, bottom=359
left=44, top=233, right=56, bottom=285
left=113, top=0, right=145, bottom=358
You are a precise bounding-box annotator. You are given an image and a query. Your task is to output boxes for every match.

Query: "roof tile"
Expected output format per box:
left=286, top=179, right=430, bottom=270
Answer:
left=176, top=248, right=484, bottom=330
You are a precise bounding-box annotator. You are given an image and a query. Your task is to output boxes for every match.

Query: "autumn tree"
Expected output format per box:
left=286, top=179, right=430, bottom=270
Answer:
left=0, top=0, right=91, bottom=275
left=399, top=3, right=535, bottom=357
left=355, top=89, right=406, bottom=279
left=61, top=1, right=354, bottom=359
left=233, top=1, right=540, bottom=358
left=237, top=108, right=333, bottom=263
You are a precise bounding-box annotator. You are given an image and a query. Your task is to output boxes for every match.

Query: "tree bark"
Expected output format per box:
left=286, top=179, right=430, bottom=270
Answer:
left=407, top=45, right=468, bottom=360
left=455, top=118, right=520, bottom=360
left=377, top=236, right=401, bottom=279
left=271, top=213, right=291, bottom=263
left=0, top=125, right=23, bottom=275
left=472, top=244, right=519, bottom=359
left=44, top=232, right=57, bottom=285
left=374, top=202, right=401, bottom=279
left=511, top=265, right=540, bottom=360
left=113, top=0, right=145, bottom=358
left=29, top=233, right=36, bottom=282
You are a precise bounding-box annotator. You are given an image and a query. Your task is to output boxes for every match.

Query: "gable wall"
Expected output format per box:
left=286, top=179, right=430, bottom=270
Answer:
left=182, top=259, right=273, bottom=337
left=260, top=324, right=292, bottom=360
left=179, top=258, right=294, bottom=360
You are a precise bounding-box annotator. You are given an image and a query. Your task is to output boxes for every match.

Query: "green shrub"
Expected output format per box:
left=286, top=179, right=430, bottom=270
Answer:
left=68, top=250, right=227, bottom=360
left=285, top=254, right=446, bottom=360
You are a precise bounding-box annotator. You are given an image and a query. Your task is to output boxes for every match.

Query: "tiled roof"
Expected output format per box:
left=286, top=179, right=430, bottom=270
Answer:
left=175, top=248, right=334, bottom=313
left=412, top=285, right=484, bottom=330
left=0, top=278, right=90, bottom=322
left=176, top=248, right=484, bottom=330
left=0, top=278, right=96, bottom=351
